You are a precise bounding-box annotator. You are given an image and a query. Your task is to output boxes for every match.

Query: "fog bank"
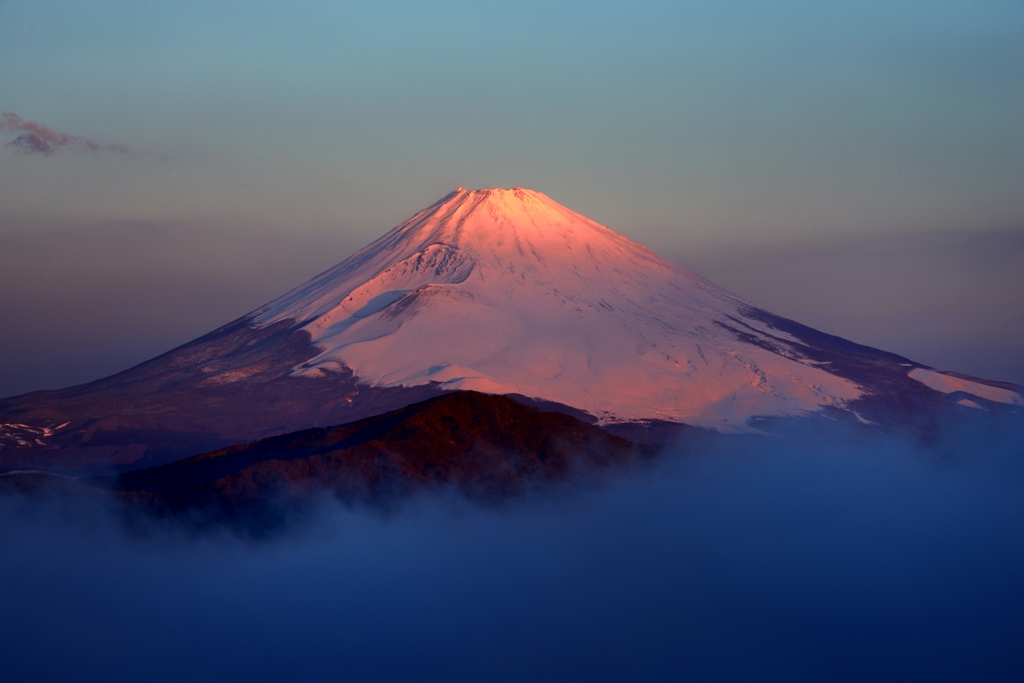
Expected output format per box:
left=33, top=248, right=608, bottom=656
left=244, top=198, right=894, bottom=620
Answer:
left=2, top=417, right=1023, bottom=682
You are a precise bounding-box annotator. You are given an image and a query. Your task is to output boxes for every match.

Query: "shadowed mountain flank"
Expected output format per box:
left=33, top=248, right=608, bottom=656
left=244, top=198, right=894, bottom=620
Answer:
left=731, top=308, right=1022, bottom=431
left=0, top=318, right=445, bottom=472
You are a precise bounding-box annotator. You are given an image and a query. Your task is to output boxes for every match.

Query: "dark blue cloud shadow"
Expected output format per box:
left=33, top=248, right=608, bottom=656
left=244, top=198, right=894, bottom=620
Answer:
left=1, top=415, right=1023, bottom=682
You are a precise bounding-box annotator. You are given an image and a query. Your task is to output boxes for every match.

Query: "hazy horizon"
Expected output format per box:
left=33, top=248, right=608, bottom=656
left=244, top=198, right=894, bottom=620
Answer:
left=1, top=205, right=1020, bottom=398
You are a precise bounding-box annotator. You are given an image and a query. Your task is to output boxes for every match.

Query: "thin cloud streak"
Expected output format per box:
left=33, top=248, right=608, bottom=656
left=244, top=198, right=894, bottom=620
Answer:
left=0, top=111, right=137, bottom=157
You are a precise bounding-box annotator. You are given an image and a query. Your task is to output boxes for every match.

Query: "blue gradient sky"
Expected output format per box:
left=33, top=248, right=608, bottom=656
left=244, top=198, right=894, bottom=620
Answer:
left=3, top=0, right=1022, bottom=244
left=1, top=0, right=1022, bottom=394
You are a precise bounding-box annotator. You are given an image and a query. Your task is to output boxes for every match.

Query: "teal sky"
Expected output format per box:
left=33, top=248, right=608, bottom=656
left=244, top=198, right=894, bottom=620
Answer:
left=1, top=1, right=1023, bottom=395
left=2, top=0, right=1022, bottom=249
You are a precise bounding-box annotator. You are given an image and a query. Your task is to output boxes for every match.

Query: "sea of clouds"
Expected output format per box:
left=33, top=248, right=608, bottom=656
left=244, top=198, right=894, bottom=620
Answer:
left=2, top=414, right=1023, bottom=682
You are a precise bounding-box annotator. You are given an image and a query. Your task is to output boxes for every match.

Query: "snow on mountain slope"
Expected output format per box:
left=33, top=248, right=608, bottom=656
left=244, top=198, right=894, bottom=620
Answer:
left=908, top=368, right=1022, bottom=405
left=254, top=187, right=862, bottom=429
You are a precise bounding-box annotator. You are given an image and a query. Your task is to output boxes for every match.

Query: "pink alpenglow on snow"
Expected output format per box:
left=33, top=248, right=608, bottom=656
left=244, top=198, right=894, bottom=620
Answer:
left=254, top=187, right=863, bottom=429
left=908, top=368, right=1021, bottom=406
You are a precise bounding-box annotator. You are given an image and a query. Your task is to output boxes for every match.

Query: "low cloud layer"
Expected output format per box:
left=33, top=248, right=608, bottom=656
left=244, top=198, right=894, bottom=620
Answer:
left=1, top=415, right=1022, bottom=682
left=0, top=111, right=136, bottom=156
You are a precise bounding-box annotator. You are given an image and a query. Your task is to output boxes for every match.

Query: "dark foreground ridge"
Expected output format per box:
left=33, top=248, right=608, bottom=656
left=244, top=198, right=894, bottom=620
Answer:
left=89, top=391, right=655, bottom=516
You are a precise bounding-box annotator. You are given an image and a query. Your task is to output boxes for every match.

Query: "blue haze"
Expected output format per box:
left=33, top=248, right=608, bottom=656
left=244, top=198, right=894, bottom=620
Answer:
left=2, top=417, right=1023, bottom=682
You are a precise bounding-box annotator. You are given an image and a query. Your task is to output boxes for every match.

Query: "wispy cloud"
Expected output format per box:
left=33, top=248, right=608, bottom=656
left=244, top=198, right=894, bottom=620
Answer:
left=0, top=112, right=137, bottom=157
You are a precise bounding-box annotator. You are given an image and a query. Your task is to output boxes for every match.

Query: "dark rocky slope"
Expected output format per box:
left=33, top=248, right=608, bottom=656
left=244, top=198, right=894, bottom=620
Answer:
left=102, top=391, right=654, bottom=516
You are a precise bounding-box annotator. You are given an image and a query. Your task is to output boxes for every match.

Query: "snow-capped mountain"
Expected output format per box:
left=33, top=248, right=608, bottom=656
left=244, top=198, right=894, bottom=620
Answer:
left=1, top=188, right=1019, bottom=472
left=254, top=187, right=862, bottom=429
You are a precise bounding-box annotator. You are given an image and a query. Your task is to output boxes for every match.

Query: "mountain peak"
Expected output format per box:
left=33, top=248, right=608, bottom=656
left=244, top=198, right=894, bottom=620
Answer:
left=452, top=186, right=535, bottom=198
left=426, top=186, right=574, bottom=236
left=251, top=188, right=866, bottom=429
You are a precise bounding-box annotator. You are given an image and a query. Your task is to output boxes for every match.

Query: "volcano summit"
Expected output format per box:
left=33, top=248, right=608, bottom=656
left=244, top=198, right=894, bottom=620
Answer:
left=255, top=187, right=861, bottom=426
left=1, top=188, right=1019, bottom=472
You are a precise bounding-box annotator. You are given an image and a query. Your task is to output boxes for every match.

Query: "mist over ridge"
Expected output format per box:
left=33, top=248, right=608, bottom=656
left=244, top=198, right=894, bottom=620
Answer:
left=2, top=412, right=1023, bottom=682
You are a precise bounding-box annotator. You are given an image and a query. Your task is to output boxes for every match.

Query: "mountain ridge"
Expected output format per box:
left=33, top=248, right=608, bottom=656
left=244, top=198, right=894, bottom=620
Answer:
left=1, top=187, right=1019, bottom=472
left=99, top=391, right=655, bottom=519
